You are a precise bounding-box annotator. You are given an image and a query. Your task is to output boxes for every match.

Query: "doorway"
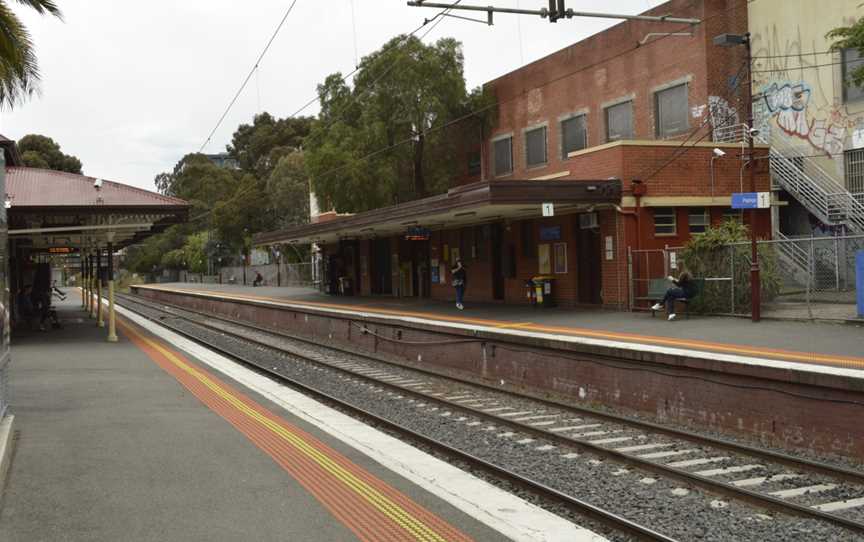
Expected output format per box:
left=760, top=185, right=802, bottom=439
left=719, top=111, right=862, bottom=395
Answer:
left=490, top=224, right=505, bottom=301
left=577, top=226, right=602, bottom=304
left=370, top=239, right=392, bottom=295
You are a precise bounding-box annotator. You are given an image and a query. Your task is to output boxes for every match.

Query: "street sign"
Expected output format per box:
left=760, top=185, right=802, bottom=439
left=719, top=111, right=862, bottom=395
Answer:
left=731, top=192, right=771, bottom=209
left=542, top=202, right=554, bottom=217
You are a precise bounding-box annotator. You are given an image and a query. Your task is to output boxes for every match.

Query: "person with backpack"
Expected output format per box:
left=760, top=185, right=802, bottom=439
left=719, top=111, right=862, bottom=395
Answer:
left=451, top=259, right=467, bottom=310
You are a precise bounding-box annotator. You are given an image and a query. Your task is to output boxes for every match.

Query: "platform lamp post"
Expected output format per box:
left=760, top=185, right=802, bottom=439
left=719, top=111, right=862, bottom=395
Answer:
left=89, top=252, right=96, bottom=319
left=106, top=234, right=117, bottom=342
left=81, top=249, right=87, bottom=309
left=714, top=31, right=761, bottom=322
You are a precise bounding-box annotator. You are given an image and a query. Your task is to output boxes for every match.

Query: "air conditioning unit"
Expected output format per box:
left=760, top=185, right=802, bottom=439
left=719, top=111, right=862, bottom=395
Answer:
left=579, top=212, right=599, bottom=229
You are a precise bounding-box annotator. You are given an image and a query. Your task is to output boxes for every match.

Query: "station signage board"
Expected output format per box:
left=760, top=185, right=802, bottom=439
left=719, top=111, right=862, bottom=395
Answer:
left=732, top=192, right=770, bottom=209
left=405, top=226, right=431, bottom=241
left=542, top=203, right=555, bottom=217
left=47, top=247, right=76, bottom=254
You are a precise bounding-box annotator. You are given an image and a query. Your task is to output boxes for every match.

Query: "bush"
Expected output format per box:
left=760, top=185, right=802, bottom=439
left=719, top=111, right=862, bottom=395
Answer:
left=680, top=221, right=781, bottom=313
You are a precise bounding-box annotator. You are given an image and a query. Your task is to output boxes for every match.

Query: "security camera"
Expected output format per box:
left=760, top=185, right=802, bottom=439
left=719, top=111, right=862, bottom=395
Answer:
left=93, top=178, right=103, bottom=189
left=748, top=127, right=760, bottom=137
left=713, top=148, right=726, bottom=157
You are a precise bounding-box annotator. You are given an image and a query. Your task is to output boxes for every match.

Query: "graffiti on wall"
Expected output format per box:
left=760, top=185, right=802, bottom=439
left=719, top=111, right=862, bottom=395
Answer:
left=707, top=95, right=739, bottom=130
left=760, top=81, right=850, bottom=157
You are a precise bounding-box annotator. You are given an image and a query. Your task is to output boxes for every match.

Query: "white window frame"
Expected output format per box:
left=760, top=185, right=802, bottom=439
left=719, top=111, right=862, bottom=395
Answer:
left=653, top=207, right=677, bottom=236
left=688, top=207, right=709, bottom=234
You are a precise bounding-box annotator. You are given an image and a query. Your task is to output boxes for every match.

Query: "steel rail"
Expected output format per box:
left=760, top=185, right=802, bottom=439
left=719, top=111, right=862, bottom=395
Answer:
left=120, top=293, right=864, bottom=485
left=118, top=296, right=676, bottom=542
left=119, top=294, right=864, bottom=536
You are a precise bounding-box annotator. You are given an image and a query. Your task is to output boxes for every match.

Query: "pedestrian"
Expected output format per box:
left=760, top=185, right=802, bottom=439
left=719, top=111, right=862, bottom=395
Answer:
left=451, top=259, right=466, bottom=310
left=253, top=271, right=264, bottom=287
left=652, top=265, right=696, bottom=321
left=16, top=285, right=37, bottom=330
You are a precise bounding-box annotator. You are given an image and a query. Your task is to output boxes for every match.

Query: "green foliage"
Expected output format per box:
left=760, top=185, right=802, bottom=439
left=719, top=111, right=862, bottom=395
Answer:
left=226, top=112, right=312, bottom=178
left=18, top=134, right=83, bottom=173
left=306, top=35, right=481, bottom=213
left=680, top=221, right=781, bottom=314
left=828, top=18, right=864, bottom=88
left=0, top=0, right=62, bottom=109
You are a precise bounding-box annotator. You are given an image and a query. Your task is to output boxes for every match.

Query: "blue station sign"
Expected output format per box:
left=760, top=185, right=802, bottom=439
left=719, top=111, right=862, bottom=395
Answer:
left=732, top=192, right=770, bottom=209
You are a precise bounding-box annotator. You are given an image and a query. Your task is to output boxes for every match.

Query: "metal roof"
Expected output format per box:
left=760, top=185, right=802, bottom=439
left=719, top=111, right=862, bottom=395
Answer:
left=6, top=167, right=186, bottom=208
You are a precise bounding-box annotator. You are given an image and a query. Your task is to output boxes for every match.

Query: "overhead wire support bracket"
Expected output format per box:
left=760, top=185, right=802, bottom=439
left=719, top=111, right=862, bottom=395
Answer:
left=405, top=2, right=701, bottom=25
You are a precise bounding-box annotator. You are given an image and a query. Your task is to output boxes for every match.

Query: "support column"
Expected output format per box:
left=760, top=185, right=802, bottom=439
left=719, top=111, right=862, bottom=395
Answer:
left=107, top=241, right=117, bottom=342
left=89, top=254, right=97, bottom=319
left=96, top=248, right=104, bottom=327
left=81, top=252, right=87, bottom=308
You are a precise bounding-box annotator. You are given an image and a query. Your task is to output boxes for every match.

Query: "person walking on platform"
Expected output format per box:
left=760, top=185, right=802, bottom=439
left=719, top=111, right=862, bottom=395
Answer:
left=451, top=259, right=467, bottom=310
left=652, top=266, right=696, bottom=321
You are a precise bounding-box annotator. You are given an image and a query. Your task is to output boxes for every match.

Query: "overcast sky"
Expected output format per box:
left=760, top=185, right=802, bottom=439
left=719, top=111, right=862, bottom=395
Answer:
left=0, top=0, right=665, bottom=192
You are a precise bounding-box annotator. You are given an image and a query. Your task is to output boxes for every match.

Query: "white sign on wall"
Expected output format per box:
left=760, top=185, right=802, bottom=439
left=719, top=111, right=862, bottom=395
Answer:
left=542, top=203, right=554, bottom=217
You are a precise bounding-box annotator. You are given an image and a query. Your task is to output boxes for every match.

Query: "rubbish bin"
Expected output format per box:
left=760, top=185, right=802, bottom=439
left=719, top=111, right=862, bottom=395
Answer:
left=857, top=250, right=864, bottom=318
left=532, top=275, right=556, bottom=308
left=524, top=279, right=537, bottom=306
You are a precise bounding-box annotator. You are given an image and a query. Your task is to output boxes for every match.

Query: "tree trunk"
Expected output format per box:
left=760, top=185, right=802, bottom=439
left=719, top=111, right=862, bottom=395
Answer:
left=413, top=133, right=425, bottom=198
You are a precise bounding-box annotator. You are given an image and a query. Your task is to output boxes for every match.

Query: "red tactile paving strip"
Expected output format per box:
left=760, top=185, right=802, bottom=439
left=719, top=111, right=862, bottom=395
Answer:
left=118, top=317, right=473, bottom=542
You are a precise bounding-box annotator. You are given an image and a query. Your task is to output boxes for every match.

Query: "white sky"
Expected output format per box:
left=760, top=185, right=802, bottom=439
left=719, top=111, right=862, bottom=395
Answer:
left=0, top=1, right=666, bottom=191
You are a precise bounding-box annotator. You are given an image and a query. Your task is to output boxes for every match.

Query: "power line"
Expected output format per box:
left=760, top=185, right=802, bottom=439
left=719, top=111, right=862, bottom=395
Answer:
left=199, top=0, right=301, bottom=152
left=752, top=60, right=850, bottom=73
left=308, top=0, right=755, bottom=185
left=751, top=49, right=834, bottom=60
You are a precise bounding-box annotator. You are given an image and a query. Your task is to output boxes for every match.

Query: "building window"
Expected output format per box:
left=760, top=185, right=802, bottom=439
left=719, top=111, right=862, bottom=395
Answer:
left=722, top=208, right=743, bottom=223
left=521, top=220, right=536, bottom=258
left=561, top=114, right=587, bottom=158
left=467, top=151, right=481, bottom=176
left=688, top=207, right=709, bottom=234
left=493, top=136, right=513, bottom=176
left=525, top=126, right=547, bottom=167
left=653, top=207, right=676, bottom=236
left=845, top=148, right=864, bottom=194
left=655, top=83, right=689, bottom=138
left=606, top=101, right=634, bottom=142
left=553, top=242, right=568, bottom=274
left=842, top=48, right=864, bottom=103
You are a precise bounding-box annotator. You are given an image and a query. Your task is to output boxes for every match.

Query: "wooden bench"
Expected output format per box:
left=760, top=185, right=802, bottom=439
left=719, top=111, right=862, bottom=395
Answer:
left=638, top=278, right=704, bottom=319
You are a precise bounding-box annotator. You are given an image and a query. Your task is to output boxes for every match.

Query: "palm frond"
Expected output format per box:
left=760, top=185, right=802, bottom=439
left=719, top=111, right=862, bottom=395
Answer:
left=12, top=0, right=61, bottom=18
left=0, top=2, right=40, bottom=109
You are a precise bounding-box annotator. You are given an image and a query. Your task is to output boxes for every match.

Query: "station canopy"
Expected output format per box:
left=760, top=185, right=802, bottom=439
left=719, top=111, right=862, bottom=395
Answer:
left=255, top=179, right=622, bottom=246
left=5, top=166, right=189, bottom=251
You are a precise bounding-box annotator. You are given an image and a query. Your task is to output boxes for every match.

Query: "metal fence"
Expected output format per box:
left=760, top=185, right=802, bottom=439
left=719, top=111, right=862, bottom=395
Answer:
left=629, top=235, right=864, bottom=321
left=207, top=262, right=314, bottom=287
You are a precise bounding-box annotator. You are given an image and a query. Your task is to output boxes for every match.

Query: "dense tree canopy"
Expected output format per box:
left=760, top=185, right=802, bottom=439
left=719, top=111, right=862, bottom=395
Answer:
left=305, top=35, right=475, bottom=213
left=0, top=0, right=62, bottom=109
left=226, top=113, right=313, bottom=178
left=18, top=134, right=83, bottom=174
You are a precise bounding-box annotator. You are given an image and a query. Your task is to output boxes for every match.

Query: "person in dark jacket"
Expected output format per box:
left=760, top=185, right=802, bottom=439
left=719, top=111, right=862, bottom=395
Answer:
left=451, top=259, right=466, bottom=310
left=253, top=271, right=264, bottom=287
left=652, top=267, right=696, bottom=321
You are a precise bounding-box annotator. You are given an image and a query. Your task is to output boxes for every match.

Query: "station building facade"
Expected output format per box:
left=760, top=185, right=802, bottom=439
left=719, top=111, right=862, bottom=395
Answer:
left=256, top=0, right=771, bottom=309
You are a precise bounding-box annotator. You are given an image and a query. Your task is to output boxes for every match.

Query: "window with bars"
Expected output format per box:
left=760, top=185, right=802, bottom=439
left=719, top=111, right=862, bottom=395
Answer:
left=561, top=115, right=587, bottom=158
left=606, top=101, right=634, bottom=142
left=843, top=48, right=864, bottom=103
left=655, top=83, right=689, bottom=138
left=525, top=126, right=547, bottom=167
left=653, top=207, right=676, bottom=235
left=688, top=207, right=709, bottom=234
left=845, top=148, right=864, bottom=194
left=493, top=136, right=513, bottom=176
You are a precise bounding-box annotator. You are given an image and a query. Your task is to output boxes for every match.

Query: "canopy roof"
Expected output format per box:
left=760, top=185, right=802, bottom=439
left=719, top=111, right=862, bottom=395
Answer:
left=5, top=166, right=189, bottom=250
left=255, top=179, right=622, bottom=246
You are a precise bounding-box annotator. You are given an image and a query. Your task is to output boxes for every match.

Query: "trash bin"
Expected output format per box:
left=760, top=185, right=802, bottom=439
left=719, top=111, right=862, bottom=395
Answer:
left=524, top=279, right=537, bottom=306
left=532, top=275, right=556, bottom=308
left=857, top=251, right=864, bottom=318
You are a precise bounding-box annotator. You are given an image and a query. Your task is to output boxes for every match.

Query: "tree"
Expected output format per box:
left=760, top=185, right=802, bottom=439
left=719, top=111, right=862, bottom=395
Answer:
left=153, top=153, right=236, bottom=216
left=267, top=151, right=310, bottom=230
left=0, top=0, right=62, bottom=109
left=828, top=18, right=864, bottom=87
left=306, top=35, right=476, bottom=213
left=226, top=112, right=313, bottom=179
left=18, top=134, right=83, bottom=174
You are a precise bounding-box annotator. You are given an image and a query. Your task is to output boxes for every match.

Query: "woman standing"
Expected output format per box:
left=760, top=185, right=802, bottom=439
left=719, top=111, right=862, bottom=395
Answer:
left=451, top=259, right=466, bottom=310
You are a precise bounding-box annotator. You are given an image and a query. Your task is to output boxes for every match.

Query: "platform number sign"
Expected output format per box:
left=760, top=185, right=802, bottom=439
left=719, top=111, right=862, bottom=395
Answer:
left=542, top=202, right=555, bottom=217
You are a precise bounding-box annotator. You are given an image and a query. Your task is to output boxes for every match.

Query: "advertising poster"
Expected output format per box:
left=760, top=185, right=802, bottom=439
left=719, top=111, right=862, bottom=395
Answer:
left=538, top=244, right=551, bottom=274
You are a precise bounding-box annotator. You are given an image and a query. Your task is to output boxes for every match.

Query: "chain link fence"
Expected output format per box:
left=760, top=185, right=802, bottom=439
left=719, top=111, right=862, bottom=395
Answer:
left=629, top=235, right=864, bottom=321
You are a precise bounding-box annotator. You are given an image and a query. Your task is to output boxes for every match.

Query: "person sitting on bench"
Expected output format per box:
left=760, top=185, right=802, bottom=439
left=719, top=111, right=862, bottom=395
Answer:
left=252, top=271, right=264, bottom=287
left=652, top=266, right=696, bottom=321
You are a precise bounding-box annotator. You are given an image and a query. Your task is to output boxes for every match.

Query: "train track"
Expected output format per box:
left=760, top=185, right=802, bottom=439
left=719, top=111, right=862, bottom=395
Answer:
left=117, top=293, right=864, bottom=540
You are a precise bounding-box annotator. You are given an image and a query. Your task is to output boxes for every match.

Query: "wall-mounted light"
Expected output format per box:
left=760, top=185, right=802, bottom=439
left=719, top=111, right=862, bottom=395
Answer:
left=4, top=193, right=12, bottom=209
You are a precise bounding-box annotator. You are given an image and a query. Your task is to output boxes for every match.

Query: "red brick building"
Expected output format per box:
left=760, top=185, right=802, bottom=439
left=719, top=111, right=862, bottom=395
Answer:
left=255, top=0, right=769, bottom=309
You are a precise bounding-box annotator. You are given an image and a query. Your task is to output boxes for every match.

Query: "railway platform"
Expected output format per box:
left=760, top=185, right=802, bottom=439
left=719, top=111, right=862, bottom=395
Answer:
left=136, top=282, right=863, bottom=369
left=0, top=297, right=597, bottom=542
left=130, top=282, right=864, bottom=464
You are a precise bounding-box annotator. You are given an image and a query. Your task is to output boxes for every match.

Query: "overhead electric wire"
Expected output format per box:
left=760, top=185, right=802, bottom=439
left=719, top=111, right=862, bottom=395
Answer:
left=190, top=0, right=462, bottom=223
left=751, top=49, right=834, bottom=60
left=306, top=0, right=756, bottom=186
left=199, top=0, right=301, bottom=152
